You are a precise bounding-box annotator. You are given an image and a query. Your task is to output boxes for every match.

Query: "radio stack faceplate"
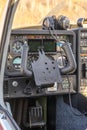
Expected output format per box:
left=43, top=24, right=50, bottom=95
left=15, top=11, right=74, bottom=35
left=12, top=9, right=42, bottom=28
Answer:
left=74, top=28, right=87, bottom=96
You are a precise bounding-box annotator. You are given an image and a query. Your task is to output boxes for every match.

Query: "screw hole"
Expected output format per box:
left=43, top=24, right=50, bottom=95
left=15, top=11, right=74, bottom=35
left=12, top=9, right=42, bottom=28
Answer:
left=14, top=91, right=16, bottom=93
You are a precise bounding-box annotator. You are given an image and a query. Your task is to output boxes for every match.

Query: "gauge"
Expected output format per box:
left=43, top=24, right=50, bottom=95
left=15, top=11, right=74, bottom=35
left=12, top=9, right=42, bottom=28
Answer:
left=13, top=57, right=21, bottom=70
left=27, top=55, right=38, bottom=70
left=12, top=41, right=23, bottom=53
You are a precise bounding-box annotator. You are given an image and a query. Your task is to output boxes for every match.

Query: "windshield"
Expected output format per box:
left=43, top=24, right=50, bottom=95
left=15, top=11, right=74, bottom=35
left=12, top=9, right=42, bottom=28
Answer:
left=0, top=0, right=6, bottom=21
left=0, top=0, right=87, bottom=29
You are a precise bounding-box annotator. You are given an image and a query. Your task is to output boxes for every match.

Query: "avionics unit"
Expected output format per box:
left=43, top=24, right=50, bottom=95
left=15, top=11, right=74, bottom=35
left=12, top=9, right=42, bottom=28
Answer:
left=4, top=29, right=76, bottom=98
left=74, top=28, right=87, bottom=96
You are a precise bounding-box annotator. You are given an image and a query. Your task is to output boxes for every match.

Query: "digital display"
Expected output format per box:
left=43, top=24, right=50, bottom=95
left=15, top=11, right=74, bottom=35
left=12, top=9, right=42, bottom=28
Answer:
left=28, top=39, right=56, bottom=52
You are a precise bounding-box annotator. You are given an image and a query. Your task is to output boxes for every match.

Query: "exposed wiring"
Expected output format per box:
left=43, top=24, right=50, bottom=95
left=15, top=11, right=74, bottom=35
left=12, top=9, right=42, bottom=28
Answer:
left=49, top=27, right=87, bottom=116
left=49, top=29, right=58, bottom=42
left=67, top=74, right=87, bottom=116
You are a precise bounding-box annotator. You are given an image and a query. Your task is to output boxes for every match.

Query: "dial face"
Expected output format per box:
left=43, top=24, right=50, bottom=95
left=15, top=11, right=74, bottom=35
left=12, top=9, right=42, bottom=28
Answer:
left=13, top=57, right=21, bottom=65
left=27, top=55, right=38, bottom=70
left=12, top=41, right=23, bottom=53
left=13, top=57, right=21, bottom=70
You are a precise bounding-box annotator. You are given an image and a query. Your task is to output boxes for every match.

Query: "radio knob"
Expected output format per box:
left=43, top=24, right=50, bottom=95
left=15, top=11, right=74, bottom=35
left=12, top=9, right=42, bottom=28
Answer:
left=82, top=63, right=87, bottom=78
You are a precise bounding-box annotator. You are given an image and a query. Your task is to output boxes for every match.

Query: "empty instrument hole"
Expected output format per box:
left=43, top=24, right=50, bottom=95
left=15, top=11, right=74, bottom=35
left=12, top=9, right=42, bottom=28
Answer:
left=45, top=62, right=47, bottom=64
left=46, top=68, right=49, bottom=70
left=52, top=61, right=54, bottom=64
left=14, top=91, right=16, bottom=93
left=53, top=67, right=55, bottom=70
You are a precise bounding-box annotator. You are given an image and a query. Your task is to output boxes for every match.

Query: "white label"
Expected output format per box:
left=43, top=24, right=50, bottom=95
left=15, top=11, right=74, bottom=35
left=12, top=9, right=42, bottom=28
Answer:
left=47, top=82, right=57, bottom=92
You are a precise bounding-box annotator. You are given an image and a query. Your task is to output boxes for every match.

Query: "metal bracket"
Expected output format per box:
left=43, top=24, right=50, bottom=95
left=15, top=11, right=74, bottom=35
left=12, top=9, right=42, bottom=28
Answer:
left=32, top=50, right=62, bottom=86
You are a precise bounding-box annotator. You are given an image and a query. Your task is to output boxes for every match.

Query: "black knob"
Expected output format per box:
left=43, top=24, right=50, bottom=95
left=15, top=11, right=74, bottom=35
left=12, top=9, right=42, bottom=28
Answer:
left=23, top=87, right=32, bottom=95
